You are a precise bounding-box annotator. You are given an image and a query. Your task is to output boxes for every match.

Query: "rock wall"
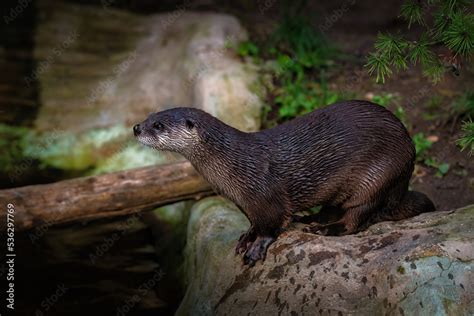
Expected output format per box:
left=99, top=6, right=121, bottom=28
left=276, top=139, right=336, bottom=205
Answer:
left=177, top=198, right=474, bottom=316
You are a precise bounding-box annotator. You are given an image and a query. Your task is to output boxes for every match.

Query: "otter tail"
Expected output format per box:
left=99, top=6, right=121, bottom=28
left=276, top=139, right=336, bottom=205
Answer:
left=369, top=191, right=436, bottom=225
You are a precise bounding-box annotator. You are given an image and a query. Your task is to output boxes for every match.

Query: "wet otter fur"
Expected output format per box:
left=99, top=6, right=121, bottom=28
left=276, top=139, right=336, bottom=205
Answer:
left=133, top=100, right=435, bottom=266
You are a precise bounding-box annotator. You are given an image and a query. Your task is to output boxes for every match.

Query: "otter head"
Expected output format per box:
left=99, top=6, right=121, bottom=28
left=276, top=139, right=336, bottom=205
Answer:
left=133, top=107, right=204, bottom=155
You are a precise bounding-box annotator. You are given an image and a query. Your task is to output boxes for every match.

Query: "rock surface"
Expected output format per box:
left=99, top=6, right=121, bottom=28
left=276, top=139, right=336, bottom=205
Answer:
left=177, top=198, right=474, bottom=316
left=35, top=0, right=262, bottom=134
left=18, top=0, right=263, bottom=175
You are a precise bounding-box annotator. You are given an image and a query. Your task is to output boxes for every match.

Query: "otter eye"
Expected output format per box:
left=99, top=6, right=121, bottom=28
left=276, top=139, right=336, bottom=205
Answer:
left=185, top=119, right=195, bottom=129
left=153, top=122, right=164, bottom=130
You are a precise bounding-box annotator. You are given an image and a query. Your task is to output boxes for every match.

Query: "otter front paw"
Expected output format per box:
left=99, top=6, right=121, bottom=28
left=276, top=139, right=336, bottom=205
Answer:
left=243, top=236, right=275, bottom=266
left=235, top=227, right=256, bottom=255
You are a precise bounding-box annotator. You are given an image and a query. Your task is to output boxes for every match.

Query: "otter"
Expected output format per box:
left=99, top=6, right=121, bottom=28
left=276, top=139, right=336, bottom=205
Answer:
left=133, top=100, right=435, bottom=266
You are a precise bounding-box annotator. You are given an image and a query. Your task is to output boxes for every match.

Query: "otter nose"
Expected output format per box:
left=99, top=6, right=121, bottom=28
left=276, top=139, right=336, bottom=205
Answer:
left=133, top=124, right=141, bottom=136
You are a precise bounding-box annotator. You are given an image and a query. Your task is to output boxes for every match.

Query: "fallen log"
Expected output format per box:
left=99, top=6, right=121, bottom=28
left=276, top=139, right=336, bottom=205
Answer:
left=0, top=161, right=213, bottom=231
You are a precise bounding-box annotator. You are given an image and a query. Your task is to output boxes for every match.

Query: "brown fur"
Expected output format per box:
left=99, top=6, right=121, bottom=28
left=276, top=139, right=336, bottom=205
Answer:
left=134, top=100, right=435, bottom=265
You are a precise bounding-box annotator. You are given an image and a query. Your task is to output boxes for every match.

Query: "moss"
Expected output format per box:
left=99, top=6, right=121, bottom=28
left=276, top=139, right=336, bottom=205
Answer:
left=397, top=266, right=406, bottom=274
left=22, top=125, right=130, bottom=171
left=90, top=142, right=171, bottom=175
left=153, top=202, right=192, bottom=227
left=442, top=298, right=454, bottom=312
left=0, top=124, right=32, bottom=173
left=0, top=121, right=175, bottom=180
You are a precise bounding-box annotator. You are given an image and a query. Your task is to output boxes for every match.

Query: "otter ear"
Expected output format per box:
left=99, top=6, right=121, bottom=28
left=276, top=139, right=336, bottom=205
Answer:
left=185, top=118, right=195, bottom=129
left=198, top=128, right=210, bottom=143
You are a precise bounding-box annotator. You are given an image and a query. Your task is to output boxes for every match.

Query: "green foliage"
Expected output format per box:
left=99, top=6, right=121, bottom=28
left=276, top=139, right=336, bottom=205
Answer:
left=451, top=93, right=474, bottom=156
left=309, top=205, right=322, bottom=214
left=276, top=76, right=341, bottom=119
left=366, top=0, right=474, bottom=83
left=423, top=95, right=444, bottom=120
left=437, top=162, right=451, bottom=176
left=372, top=93, right=396, bottom=107
left=457, top=120, right=474, bottom=155
left=366, top=52, right=393, bottom=84
left=394, top=105, right=408, bottom=126
left=451, top=92, right=474, bottom=118
left=271, top=15, right=342, bottom=120
left=413, top=132, right=450, bottom=177
left=237, top=41, right=259, bottom=58
left=424, top=157, right=450, bottom=177
left=272, top=16, right=335, bottom=69
left=441, top=11, right=474, bottom=57
left=372, top=93, right=409, bottom=127
left=400, top=1, right=425, bottom=27
left=237, top=10, right=342, bottom=123
left=413, top=132, right=434, bottom=162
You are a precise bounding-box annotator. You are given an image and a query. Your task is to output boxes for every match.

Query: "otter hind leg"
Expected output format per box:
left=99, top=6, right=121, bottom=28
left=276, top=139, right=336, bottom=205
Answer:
left=362, top=191, right=436, bottom=229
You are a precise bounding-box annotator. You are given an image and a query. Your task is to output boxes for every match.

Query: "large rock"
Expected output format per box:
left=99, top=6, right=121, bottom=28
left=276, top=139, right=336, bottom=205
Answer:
left=177, top=198, right=474, bottom=315
left=35, top=0, right=262, bottom=134
left=17, top=0, right=263, bottom=175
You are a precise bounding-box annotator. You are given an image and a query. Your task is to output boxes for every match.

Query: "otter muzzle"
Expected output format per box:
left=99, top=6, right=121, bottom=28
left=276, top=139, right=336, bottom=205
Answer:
left=133, top=124, right=141, bottom=136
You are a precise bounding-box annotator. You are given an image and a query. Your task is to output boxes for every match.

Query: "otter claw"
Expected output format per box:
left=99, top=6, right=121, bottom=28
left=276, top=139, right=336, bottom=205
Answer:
left=242, top=236, right=275, bottom=266
left=235, top=240, right=253, bottom=255
left=304, top=222, right=347, bottom=236
left=235, top=228, right=256, bottom=255
left=303, top=223, right=324, bottom=234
